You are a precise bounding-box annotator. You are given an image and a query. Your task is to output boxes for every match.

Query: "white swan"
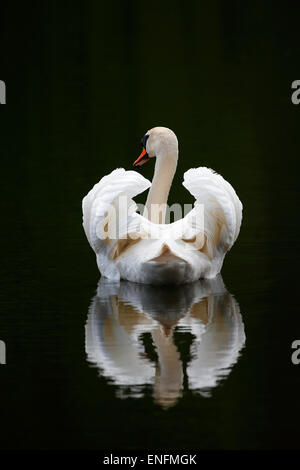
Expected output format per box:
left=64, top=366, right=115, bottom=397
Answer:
left=82, top=127, right=242, bottom=284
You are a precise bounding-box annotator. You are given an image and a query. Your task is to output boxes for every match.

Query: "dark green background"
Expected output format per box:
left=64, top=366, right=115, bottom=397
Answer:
left=1, top=0, right=300, bottom=450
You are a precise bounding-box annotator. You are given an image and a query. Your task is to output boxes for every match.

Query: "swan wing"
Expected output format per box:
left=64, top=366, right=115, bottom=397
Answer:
left=182, top=167, right=243, bottom=255
left=82, top=168, right=151, bottom=279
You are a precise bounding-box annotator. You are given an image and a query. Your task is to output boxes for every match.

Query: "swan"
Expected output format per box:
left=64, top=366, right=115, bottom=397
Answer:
left=82, top=127, right=242, bottom=285
left=85, top=276, right=245, bottom=407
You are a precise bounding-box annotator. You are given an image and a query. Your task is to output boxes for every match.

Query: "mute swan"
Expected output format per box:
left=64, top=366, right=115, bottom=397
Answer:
left=85, top=276, right=245, bottom=407
left=82, top=127, right=242, bottom=285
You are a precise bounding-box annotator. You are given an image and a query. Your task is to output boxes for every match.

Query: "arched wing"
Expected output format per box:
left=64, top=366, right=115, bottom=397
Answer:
left=182, top=167, right=243, bottom=256
left=82, top=168, right=151, bottom=279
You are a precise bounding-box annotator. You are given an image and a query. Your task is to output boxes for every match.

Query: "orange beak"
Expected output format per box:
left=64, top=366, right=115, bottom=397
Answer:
left=133, top=147, right=150, bottom=167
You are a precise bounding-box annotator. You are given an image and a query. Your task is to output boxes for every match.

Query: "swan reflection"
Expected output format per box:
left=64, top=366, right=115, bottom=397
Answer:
left=85, top=276, right=245, bottom=408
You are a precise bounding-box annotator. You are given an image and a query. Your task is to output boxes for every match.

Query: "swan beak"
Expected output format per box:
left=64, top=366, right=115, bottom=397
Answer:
left=133, top=147, right=150, bottom=167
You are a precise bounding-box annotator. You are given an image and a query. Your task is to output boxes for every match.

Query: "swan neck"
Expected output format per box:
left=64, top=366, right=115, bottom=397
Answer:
left=144, top=150, right=178, bottom=224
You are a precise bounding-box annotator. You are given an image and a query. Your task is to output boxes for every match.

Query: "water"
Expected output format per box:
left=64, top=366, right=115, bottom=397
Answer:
left=86, top=277, right=245, bottom=408
left=1, top=1, right=300, bottom=450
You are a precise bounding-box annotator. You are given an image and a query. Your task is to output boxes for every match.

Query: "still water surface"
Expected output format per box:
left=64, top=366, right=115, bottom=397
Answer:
left=86, top=277, right=245, bottom=408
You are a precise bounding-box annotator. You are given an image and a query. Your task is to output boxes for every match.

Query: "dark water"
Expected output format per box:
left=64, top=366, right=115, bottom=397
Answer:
left=1, top=1, right=300, bottom=450
left=86, top=277, right=245, bottom=408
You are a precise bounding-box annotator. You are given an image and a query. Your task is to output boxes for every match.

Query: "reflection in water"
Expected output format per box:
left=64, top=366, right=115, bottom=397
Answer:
left=85, top=276, right=245, bottom=409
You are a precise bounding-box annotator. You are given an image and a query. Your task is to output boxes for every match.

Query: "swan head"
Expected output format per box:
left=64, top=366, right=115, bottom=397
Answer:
left=133, top=127, right=178, bottom=167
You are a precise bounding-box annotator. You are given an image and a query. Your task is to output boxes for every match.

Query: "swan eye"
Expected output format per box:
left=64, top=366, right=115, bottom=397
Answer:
left=141, top=134, right=149, bottom=149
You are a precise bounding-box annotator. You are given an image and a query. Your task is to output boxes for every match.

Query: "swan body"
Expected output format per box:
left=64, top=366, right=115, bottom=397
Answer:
left=82, top=127, right=242, bottom=285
